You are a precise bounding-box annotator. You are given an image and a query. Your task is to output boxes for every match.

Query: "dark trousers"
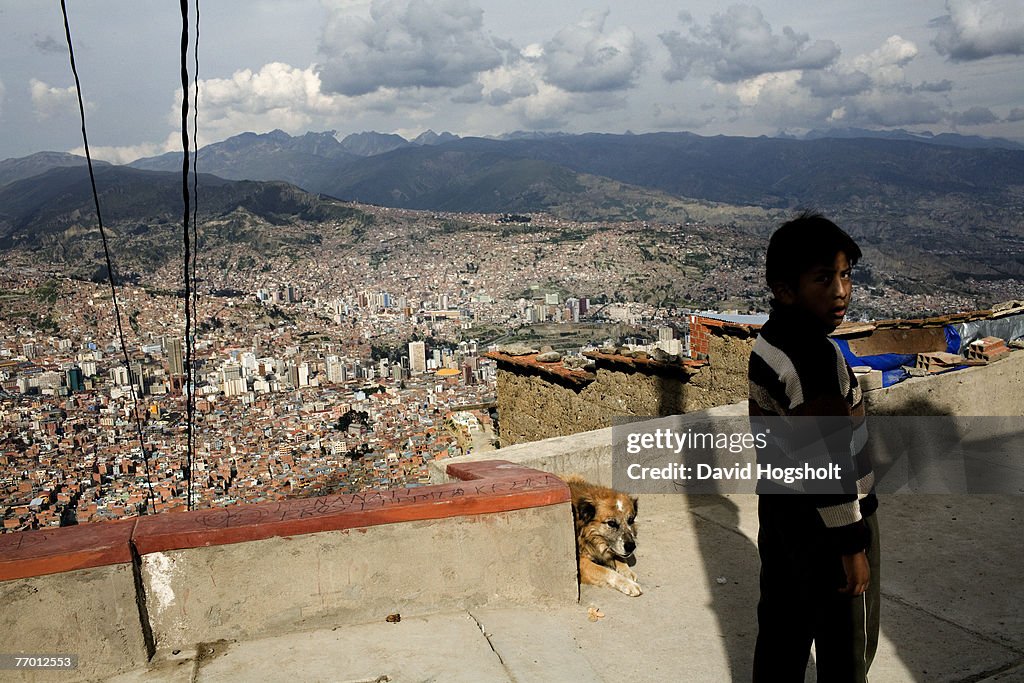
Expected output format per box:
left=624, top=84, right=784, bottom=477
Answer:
left=752, top=500, right=880, bottom=682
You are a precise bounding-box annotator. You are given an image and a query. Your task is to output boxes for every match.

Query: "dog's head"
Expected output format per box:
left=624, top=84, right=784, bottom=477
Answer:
left=575, top=491, right=639, bottom=561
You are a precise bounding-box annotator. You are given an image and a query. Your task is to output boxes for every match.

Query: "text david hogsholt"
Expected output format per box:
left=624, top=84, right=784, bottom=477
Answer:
left=623, top=427, right=843, bottom=484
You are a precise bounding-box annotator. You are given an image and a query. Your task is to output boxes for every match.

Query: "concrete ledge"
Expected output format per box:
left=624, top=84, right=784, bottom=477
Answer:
left=0, top=460, right=577, bottom=680
left=133, top=460, right=568, bottom=555
left=0, top=517, right=136, bottom=581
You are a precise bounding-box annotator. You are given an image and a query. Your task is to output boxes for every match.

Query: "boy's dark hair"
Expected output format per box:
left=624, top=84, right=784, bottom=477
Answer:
left=765, top=211, right=862, bottom=289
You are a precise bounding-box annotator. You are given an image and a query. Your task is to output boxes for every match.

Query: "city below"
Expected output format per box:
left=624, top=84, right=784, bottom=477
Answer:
left=2, top=203, right=1023, bottom=532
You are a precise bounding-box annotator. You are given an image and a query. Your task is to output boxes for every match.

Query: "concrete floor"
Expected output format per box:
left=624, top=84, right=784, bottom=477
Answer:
left=107, top=493, right=1024, bottom=683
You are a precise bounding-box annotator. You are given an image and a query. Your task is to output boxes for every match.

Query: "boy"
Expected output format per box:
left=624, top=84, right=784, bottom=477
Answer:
left=748, top=212, right=879, bottom=681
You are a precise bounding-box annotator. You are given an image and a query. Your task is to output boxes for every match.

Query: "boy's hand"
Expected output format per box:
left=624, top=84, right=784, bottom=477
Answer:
left=839, top=551, right=870, bottom=595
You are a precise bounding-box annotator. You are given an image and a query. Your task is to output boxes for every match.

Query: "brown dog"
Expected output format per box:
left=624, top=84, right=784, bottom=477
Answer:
left=564, top=476, right=641, bottom=596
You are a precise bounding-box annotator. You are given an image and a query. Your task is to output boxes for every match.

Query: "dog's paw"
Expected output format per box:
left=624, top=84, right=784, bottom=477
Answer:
left=613, top=575, right=643, bottom=597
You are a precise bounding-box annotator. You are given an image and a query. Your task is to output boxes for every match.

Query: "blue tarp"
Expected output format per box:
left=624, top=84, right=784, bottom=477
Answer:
left=834, top=325, right=961, bottom=387
left=945, top=325, right=962, bottom=354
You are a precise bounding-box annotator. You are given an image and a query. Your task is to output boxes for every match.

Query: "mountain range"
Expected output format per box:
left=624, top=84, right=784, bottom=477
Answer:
left=123, top=128, right=1024, bottom=217
left=2, top=128, right=1023, bottom=269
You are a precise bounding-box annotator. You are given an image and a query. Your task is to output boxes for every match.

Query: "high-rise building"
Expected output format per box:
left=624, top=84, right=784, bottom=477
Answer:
left=166, top=337, right=184, bottom=377
left=109, top=366, right=130, bottom=386
left=326, top=356, right=347, bottom=384
left=409, top=341, right=427, bottom=375
left=66, top=366, right=85, bottom=393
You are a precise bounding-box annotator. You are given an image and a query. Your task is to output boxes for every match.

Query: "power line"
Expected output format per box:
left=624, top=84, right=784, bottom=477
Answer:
left=179, top=0, right=199, bottom=511
left=59, top=0, right=156, bottom=516
left=190, top=0, right=201, bottom=509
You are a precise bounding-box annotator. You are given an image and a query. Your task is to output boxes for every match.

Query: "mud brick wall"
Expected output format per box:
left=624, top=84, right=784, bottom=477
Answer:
left=491, top=328, right=754, bottom=446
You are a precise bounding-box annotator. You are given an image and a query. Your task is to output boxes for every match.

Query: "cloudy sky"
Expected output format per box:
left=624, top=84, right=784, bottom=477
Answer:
left=2, top=0, right=1023, bottom=162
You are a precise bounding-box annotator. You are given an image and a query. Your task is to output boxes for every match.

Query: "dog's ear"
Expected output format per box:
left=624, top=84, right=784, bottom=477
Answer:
left=576, top=497, right=596, bottom=524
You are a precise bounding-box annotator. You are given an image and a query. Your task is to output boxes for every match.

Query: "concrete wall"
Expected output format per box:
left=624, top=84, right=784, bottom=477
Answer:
left=0, top=563, right=150, bottom=682
left=142, top=504, right=575, bottom=652
left=431, top=403, right=749, bottom=488
left=864, top=351, right=1024, bottom=416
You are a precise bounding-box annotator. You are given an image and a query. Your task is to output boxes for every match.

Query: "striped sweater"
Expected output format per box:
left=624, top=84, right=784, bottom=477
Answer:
left=748, top=304, right=877, bottom=555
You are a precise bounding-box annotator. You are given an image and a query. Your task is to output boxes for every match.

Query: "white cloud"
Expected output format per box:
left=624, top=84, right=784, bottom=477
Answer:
left=850, top=35, right=919, bottom=87
left=717, top=34, right=948, bottom=131
left=731, top=70, right=804, bottom=107
left=932, top=0, right=1024, bottom=61
left=471, top=44, right=627, bottom=129
left=316, top=0, right=503, bottom=96
left=175, top=62, right=430, bottom=146
left=195, top=63, right=338, bottom=119
left=799, top=35, right=920, bottom=98
left=541, top=10, right=646, bottom=93
left=477, top=58, right=540, bottom=106
left=69, top=134, right=179, bottom=165
left=30, top=78, right=84, bottom=118
left=660, top=5, right=839, bottom=83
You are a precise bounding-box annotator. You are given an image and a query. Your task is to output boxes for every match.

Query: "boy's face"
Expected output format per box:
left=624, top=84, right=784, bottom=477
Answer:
left=776, top=251, right=853, bottom=331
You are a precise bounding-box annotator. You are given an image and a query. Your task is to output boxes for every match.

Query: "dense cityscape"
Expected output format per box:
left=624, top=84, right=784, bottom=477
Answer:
left=3, top=204, right=1023, bottom=532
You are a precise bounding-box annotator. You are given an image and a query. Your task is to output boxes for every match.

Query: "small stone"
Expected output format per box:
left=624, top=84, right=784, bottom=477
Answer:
left=501, top=343, right=538, bottom=356
left=540, top=345, right=554, bottom=353
left=536, top=350, right=562, bottom=362
left=650, top=348, right=671, bottom=362
left=716, top=576, right=728, bottom=585
left=386, top=613, right=401, bottom=623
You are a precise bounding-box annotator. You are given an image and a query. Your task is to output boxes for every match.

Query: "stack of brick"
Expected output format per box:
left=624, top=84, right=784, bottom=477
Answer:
left=915, top=352, right=968, bottom=374
left=965, top=336, right=1010, bottom=362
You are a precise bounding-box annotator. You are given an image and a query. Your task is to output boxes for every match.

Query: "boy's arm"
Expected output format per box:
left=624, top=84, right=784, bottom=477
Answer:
left=794, top=393, right=871, bottom=557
